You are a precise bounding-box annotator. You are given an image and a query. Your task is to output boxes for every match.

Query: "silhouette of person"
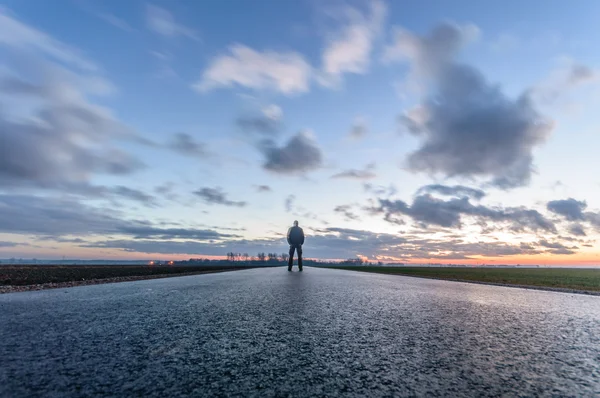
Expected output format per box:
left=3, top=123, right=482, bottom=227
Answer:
left=287, top=220, right=304, bottom=272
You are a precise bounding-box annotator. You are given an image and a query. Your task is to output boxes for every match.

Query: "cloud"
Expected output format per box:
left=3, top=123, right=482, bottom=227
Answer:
left=568, top=224, right=586, bottom=237
left=0, top=241, right=19, bottom=248
left=195, top=44, right=312, bottom=95
left=0, top=9, right=97, bottom=71
left=193, top=187, right=246, bottom=207
left=0, top=75, right=144, bottom=188
left=110, top=186, right=157, bottom=206
left=547, top=198, right=586, bottom=221
left=538, top=239, right=576, bottom=250
left=0, top=194, right=239, bottom=242
left=0, top=16, right=145, bottom=190
left=566, top=64, right=597, bottom=85
left=363, top=183, right=397, bottom=197
left=115, top=226, right=239, bottom=240
left=146, top=4, right=198, bottom=40
left=0, top=194, right=125, bottom=236
left=256, top=185, right=271, bottom=192
left=348, top=118, right=368, bottom=140
left=261, top=131, right=323, bottom=174
left=319, top=0, right=386, bottom=86
left=285, top=195, right=296, bottom=212
left=79, top=226, right=552, bottom=260
left=236, top=105, right=283, bottom=136
left=388, top=22, right=552, bottom=188
left=334, top=204, right=361, bottom=221
left=416, top=184, right=485, bottom=200
left=168, top=133, right=207, bottom=158
left=98, top=13, right=135, bottom=32
left=331, top=163, right=376, bottom=180
left=533, top=61, right=599, bottom=104
left=546, top=198, right=600, bottom=233
left=376, top=194, right=557, bottom=233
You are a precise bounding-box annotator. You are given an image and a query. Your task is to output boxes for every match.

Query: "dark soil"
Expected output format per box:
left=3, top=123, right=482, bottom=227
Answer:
left=0, top=265, right=255, bottom=293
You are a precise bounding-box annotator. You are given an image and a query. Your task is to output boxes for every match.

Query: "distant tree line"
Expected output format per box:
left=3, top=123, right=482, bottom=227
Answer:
left=172, top=254, right=385, bottom=267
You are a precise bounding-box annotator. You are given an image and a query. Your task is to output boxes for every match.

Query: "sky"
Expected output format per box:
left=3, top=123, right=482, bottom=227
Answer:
left=1, top=0, right=600, bottom=264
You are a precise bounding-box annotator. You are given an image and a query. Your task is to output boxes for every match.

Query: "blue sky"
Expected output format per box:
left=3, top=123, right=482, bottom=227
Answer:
left=1, top=0, right=599, bottom=264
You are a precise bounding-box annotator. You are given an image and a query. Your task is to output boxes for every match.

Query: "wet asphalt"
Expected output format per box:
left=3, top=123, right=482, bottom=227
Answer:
left=1, top=267, right=599, bottom=397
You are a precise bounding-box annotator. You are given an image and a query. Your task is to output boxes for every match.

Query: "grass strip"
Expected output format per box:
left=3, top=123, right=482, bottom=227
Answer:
left=324, top=266, right=600, bottom=292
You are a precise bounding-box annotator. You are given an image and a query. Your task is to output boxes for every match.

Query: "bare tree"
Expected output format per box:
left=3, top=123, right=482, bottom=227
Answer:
left=257, top=252, right=266, bottom=262
left=280, top=253, right=289, bottom=262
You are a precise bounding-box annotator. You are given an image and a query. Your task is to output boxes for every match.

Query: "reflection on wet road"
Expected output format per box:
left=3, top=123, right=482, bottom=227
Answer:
left=1, top=267, right=599, bottom=396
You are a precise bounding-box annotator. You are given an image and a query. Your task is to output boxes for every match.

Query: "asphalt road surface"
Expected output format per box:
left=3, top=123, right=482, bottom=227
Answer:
left=1, top=267, right=599, bottom=397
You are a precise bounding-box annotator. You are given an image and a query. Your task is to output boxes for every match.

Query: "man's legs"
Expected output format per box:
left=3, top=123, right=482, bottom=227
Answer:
left=288, top=245, right=295, bottom=271
left=297, top=245, right=303, bottom=271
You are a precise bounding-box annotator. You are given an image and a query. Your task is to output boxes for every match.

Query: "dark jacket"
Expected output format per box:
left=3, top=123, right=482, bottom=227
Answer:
left=287, top=226, right=305, bottom=245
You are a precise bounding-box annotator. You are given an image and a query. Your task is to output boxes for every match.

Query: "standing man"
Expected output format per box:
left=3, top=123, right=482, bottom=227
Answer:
left=287, top=220, right=304, bottom=272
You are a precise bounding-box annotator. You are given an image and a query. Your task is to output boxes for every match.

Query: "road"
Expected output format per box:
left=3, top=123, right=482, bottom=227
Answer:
left=1, top=267, right=599, bottom=397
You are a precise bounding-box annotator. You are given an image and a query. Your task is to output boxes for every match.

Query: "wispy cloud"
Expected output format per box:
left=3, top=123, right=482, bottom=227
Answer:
left=0, top=9, right=97, bottom=71
left=146, top=4, right=199, bottom=40
left=331, top=163, right=376, bottom=180
left=98, top=13, right=135, bottom=32
left=193, top=187, right=247, bottom=207
left=168, top=133, right=208, bottom=158
left=318, top=0, right=386, bottom=86
left=195, top=44, right=312, bottom=95
left=0, top=12, right=145, bottom=191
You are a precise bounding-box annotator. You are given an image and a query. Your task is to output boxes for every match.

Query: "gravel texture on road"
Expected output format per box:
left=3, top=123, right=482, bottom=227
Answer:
left=1, top=267, right=599, bottom=397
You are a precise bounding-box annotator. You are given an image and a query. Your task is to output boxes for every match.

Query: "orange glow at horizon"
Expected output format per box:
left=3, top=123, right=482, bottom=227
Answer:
left=2, top=244, right=599, bottom=265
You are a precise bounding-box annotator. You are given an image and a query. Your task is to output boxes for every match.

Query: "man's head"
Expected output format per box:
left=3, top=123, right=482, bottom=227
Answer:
left=293, top=220, right=299, bottom=227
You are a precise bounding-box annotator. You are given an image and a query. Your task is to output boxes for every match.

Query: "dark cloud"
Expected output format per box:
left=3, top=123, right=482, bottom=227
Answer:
left=376, top=194, right=557, bottom=233
left=389, top=23, right=551, bottom=188
left=547, top=198, right=586, bottom=221
left=256, top=185, right=271, bottom=192
left=363, top=183, right=397, bottom=197
left=193, top=187, right=247, bottom=207
left=67, top=219, right=553, bottom=260
left=334, top=205, right=361, bottom=221
left=0, top=194, right=238, bottom=243
left=566, top=64, right=596, bottom=85
left=236, top=115, right=281, bottom=136
left=548, top=248, right=577, bottom=255
left=168, top=133, right=207, bottom=158
left=236, top=104, right=282, bottom=137
left=331, top=163, right=376, bottom=180
left=0, top=242, right=20, bottom=248
left=115, top=226, right=240, bottom=240
left=261, top=132, right=323, bottom=174
left=586, top=212, right=600, bottom=230
left=0, top=73, right=144, bottom=189
left=416, top=184, right=485, bottom=200
left=568, top=224, right=586, bottom=237
left=349, top=120, right=367, bottom=140
left=0, top=195, right=125, bottom=236
left=538, top=239, right=575, bottom=250
left=111, top=186, right=157, bottom=206
left=36, top=237, right=87, bottom=244
left=47, top=183, right=158, bottom=206
left=285, top=195, right=296, bottom=212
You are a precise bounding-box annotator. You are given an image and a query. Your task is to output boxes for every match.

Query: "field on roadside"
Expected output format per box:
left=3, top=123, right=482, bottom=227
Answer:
left=0, top=265, right=254, bottom=290
left=325, top=266, right=600, bottom=292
